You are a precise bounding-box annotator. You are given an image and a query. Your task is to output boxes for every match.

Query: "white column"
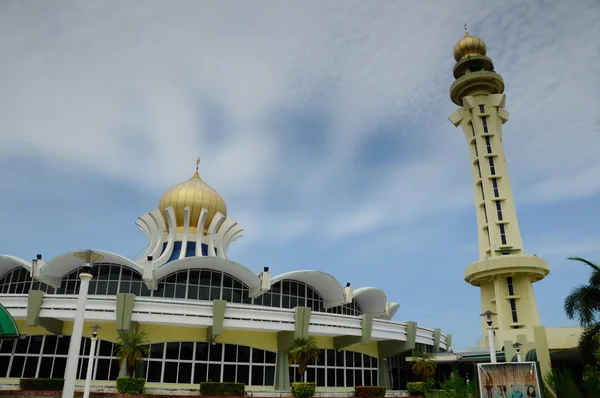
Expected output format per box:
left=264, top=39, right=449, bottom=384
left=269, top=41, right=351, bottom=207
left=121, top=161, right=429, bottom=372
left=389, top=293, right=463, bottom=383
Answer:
left=83, top=337, right=97, bottom=398
left=62, top=271, right=93, bottom=398
left=487, top=326, right=497, bottom=363
left=516, top=352, right=522, bottom=363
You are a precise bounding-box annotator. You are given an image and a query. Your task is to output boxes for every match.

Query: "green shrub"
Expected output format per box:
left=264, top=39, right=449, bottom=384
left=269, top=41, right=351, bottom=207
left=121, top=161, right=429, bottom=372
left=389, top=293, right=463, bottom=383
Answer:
left=19, top=378, right=64, bottom=391
left=407, top=381, right=427, bottom=397
left=431, top=373, right=475, bottom=398
left=200, top=382, right=245, bottom=396
left=354, top=386, right=386, bottom=397
left=116, top=377, right=146, bottom=394
left=291, top=382, right=316, bottom=398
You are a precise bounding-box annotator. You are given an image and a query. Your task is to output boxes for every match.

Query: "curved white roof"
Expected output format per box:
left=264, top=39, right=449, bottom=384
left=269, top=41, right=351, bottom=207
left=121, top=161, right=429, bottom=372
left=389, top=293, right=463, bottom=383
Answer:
left=0, top=255, right=31, bottom=279
left=271, top=270, right=345, bottom=304
left=40, top=249, right=144, bottom=279
left=155, top=257, right=261, bottom=290
left=385, top=302, right=400, bottom=320
left=353, top=287, right=387, bottom=314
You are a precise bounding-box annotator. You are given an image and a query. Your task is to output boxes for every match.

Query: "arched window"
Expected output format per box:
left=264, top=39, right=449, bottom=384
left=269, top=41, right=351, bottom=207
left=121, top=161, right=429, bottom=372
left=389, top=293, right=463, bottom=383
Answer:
left=252, top=279, right=362, bottom=316
left=141, top=341, right=276, bottom=385
left=0, top=267, right=34, bottom=294
left=154, top=269, right=252, bottom=304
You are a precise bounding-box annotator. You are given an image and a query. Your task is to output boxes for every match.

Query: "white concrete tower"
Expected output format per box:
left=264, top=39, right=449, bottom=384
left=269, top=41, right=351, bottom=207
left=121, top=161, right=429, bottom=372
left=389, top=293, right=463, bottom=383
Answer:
left=448, top=29, right=550, bottom=348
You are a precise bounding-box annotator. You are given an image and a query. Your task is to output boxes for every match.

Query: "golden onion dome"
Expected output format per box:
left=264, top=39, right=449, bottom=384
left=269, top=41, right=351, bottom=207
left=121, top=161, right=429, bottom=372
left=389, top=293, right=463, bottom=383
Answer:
left=158, top=159, right=227, bottom=234
left=453, top=31, right=487, bottom=62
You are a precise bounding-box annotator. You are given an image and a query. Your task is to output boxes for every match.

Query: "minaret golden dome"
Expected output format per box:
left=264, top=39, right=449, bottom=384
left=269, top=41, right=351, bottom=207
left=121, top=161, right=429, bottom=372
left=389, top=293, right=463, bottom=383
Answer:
left=158, top=158, right=227, bottom=234
left=453, top=28, right=487, bottom=62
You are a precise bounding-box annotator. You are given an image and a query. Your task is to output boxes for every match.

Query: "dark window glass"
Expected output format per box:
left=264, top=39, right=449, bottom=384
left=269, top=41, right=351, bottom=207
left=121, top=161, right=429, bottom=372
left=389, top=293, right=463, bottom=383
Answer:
left=178, top=362, right=192, bottom=384
left=163, top=361, right=178, bottom=383
left=165, top=342, right=179, bottom=360
left=147, top=361, right=162, bottom=382
left=237, top=364, right=250, bottom=385
left=194, top=363, right=208, bottom=383
left=223, top=364, right=236, bottom=382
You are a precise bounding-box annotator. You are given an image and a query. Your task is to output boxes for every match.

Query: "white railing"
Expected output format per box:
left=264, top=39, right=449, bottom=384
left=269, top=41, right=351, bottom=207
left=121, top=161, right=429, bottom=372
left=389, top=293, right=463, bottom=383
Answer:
left=372, top=319, right=408, bottom=341
left=416, top=326, right=436, bottom=345
left=309, top=312, right=362, bottom=336
left=223, top=303, right=295, bottom=332
left=440, top=333, right=448, bottom=350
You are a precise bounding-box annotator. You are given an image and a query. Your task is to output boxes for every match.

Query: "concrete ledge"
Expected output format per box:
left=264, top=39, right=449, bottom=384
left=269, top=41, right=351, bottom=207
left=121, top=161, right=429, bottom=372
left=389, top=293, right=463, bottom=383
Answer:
left=464, top=254, right=549, bottom=285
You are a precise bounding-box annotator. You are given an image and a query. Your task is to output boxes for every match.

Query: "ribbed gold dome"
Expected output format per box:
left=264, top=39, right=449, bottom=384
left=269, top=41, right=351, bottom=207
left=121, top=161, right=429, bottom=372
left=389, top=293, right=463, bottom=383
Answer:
left=453, top=32, right=487, bottom=62
left=158, top=164, right=227, bottom=234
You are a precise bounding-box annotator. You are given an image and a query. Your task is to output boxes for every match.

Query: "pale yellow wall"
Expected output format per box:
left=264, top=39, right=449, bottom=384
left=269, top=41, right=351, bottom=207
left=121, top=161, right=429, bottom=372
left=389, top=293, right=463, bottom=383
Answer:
left=545, top=327, right=582, bottom=350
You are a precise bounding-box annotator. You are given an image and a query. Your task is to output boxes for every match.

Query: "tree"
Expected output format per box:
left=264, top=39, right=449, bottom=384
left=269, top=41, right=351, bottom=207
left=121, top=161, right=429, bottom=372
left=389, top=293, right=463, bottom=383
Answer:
left=564, top=257, right=600, bottom=327
left=410, top=351, right=437, bottom=381
left=287, top=336, right=319, bottom=382
left=115, top=331, right=149, bottom=378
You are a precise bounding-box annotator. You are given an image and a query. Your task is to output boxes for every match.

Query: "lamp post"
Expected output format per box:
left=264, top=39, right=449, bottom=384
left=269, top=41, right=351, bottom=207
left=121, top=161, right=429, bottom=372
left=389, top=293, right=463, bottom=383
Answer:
left=512, top=341, right=523, bottom=363
left=83, top=325, right=101, bottom=398
left=62, top=250, right=104, bottom=398
left=480, top=310, right=497, bottom=363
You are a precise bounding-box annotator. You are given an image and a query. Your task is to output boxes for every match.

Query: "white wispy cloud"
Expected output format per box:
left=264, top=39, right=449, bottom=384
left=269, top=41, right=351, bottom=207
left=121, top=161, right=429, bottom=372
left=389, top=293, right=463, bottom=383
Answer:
left=0, top=0, right=598, bottom=247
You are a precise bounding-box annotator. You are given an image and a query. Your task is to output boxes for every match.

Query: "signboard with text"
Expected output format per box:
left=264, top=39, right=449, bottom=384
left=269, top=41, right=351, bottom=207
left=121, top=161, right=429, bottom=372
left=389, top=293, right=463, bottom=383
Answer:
left=477, top=362, right=542, bottom=398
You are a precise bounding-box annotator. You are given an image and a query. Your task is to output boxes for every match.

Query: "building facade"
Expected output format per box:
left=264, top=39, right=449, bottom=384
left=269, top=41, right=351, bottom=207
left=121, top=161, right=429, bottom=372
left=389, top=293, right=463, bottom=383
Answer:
left=0, top=162, right=449, bottom=392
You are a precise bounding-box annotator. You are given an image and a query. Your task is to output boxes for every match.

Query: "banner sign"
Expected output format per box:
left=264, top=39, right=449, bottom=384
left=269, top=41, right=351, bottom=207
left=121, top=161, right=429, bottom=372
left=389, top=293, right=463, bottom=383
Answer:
left=477, top=362, right=542, bottom=398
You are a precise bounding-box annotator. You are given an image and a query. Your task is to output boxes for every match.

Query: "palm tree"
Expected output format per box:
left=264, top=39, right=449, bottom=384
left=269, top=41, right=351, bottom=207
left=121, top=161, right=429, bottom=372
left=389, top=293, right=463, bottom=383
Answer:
left=410, top=351, right=437, bottom=381
left=287, top=336, right=319, bottom=382
left=115, top=331, right=149, bottom=378
left=564, top=257, right=600, bottom=327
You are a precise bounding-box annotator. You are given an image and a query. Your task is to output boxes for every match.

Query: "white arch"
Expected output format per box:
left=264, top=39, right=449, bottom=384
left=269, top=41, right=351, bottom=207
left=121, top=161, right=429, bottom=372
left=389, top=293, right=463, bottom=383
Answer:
left=0, top=255, right=31, bottom=279
left=382, top=302, right=400, bottom=320
left=154, top=256, right=261, bottom=292
left=353, top=287, right=387, bottom=314
left=39, top=249, right=144, bottom=287
left=271, top=270, right=344, bottom=308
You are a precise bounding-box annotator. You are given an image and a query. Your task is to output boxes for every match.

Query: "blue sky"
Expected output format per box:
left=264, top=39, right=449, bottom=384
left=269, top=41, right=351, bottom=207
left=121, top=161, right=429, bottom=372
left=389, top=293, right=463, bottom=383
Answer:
left=0, top=0, right=599, bottom=349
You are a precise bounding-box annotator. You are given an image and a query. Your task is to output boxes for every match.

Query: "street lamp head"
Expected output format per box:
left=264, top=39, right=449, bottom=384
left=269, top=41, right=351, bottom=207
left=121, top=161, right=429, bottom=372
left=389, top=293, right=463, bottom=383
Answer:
left=91, top=324, right=101, bottom=338
left=36, top=254, right=42, bottom=260
left=74, top=249, right=104, bottom=267
left=480, top=310, right=497, bottom=326
left=512, top=341, right=522, bottom=353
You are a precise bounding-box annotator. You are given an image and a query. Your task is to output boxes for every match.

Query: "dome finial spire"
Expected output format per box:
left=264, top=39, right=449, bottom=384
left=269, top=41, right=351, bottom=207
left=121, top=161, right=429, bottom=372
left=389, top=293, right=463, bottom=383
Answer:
left=464, top=23, right=469, bottom=35
left=196, top=156, right=200, bottom=171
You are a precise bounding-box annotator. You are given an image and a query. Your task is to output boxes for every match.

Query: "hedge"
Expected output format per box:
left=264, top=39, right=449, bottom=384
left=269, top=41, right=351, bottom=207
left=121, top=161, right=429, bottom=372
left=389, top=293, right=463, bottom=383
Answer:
left=354, top=386, right=386, bottom=398
left=407, top=381, right=427, bottom=397
left=291, top=382, right=316, bottom=398
left=116, top=377, right=146, bottom=394
left=19, top=378, right=65, bottom=391
left=200, top=382, right=245, bottom=396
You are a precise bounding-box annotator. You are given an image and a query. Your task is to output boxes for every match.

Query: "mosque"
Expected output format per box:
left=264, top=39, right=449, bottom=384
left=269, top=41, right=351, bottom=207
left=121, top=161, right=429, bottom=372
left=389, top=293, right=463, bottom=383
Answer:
left=0, top=163, right=448, bottom=392
left=0, top=29, right=583, bottom=394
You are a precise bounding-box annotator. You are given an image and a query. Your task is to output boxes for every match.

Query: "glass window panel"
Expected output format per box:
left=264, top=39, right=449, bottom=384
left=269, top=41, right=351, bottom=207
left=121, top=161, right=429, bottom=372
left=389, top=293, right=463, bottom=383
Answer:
left=297, top=297, right=305, bottom=307
left=231, top=289, right=242, bottom=303
left=237, top=364, right=249, bottom=385
left=38, top=357, right=53, bottom=378
left=164, top=283, right=175, bottom=298
left=150, top=343, right=164, bottom=359
left=165, top=342, right=179, bottom=359
left=119, top=281, right=131, bottom=294
left=107, top=281, right=119, bottom=295
left=28, top=336, right=43, bottom=354
left=363, top=355, right=371, bottom=368
left=265, top=366, right=275, bottom=386
left=354, top=352, right=362, bottom=367
left=238, top=346, right=250, bottom=363
left=327, top=369, right=336, bottom=387
left=252, top=365, right=264, bottom=386
left=188, top=285, right=199, bottom=300
left=224, top=345, right=237, bottom=362
left=99, top=341, right=114, bottom=357
left=210, top=287, right=220, bottom=300
left=130, top=281, right=142, bottom=296
left=175, top=284, right=186, bottom=299
left=282, top=296, right=290, bottom=309
left=262, top=293, right=271, bottom=307
left=189, top=270, right=200, bottom=285
left=96, top=281, right=108, bottom=295
left=180, top=342, right=193, bottom=360
left=208, top=364, right=221, bottom=383
left=194, top=363, right=208, bottom=384
left=141, top=283, right=152, bottom=297
left=265, top=351, right=276, bottom=364
left=233, top=279, right=243, bottom=289
left=282, top=281, right=290, bottom=295
left=211, top=271, right=222, bottom=286
left=97, top=265, right=110, bottom=280
left=15, top=337, right=29, bottom=354
left=271, top=282, right=281, bottom=294
left=163, top=361, right=178, bottom=383
left=178, top=362, right=192, bottom=384
left=166, top=274, right=177, bottom=284
left=200, top=271, right=211, bottom=286
left=176, top=271, right=188, bottom=284
left=121, top=268, right=132, bottom=281
left=9, top=356, right=25, bottom=377
left=290, top=297, right=297, bottom=309
left=222, top=288, right=232, bottom=302
left=109, top=265, right=121, bottom=280
left=147, top=361, right=162, bottom=382
left=336, top=369, right=345, bottom=387
left=354, top=369, right=362, bottom=386
left=364, top=369, right=372, bottom=386
left=252, top=348, right=264, bottom=364
left=290, top=281, right=298, bottom=296
left=199, top=286, right=210, bottom=300
left=317, top=368, right=325, bottom=387
left=223, top=275, right=233, bottom=288
left=56, top=336, right=70, bottom=355
left=223, top=364, right=236, bottom=382
left=307, top=367, right=316, bottom=382
left=271, top=294, right=280, bottom=307
left=335, top=350, right=344, bottom=367
left=195, top=342, right=209, bottom=361
left=209, top=343, right=222, bottom=362
left=52, top=357, right=66, bottom=378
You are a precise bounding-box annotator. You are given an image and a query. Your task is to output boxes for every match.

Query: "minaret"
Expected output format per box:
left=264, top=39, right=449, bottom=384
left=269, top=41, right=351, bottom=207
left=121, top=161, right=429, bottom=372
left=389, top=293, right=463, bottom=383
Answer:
left=448, top=28, right=550, bottom=348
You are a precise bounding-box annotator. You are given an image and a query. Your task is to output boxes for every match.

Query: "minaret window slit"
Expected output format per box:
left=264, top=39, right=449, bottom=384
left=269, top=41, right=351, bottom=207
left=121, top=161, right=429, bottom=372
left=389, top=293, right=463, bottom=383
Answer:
left=499, top=224, right=507, bottom=245
left=482, top=204, right=488, bottom=224
left=471, top=123, right=476, bottom=137
left=485, top=136, right=492, bottom=154
left=495, top=201, right=503, bottom=221
left=492, top=179, right=499, bottom=197
left=476, top=161, right=482, bottom=178
left=482, top=117, right=489, bottom=133
left=480, top=184, right=485, bottom=201
left=488, top=158, right=496, bottom=175
left=473, top=142, right=479, bottom=157
left=478, top=105, right=485, bottom=113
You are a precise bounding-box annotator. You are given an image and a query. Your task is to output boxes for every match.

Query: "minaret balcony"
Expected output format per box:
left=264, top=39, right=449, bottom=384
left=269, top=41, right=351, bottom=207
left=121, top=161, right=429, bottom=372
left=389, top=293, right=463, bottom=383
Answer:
left=464, top=254, right=550, bottom=286
left=450, top=71, right=505, bottom=106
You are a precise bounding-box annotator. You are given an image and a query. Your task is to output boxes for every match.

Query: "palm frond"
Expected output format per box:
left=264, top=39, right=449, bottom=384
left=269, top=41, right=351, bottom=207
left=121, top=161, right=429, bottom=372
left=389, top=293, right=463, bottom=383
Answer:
left=564, top=285, right=600, bottom=327
left=568, top=257, right=600, bottom=273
